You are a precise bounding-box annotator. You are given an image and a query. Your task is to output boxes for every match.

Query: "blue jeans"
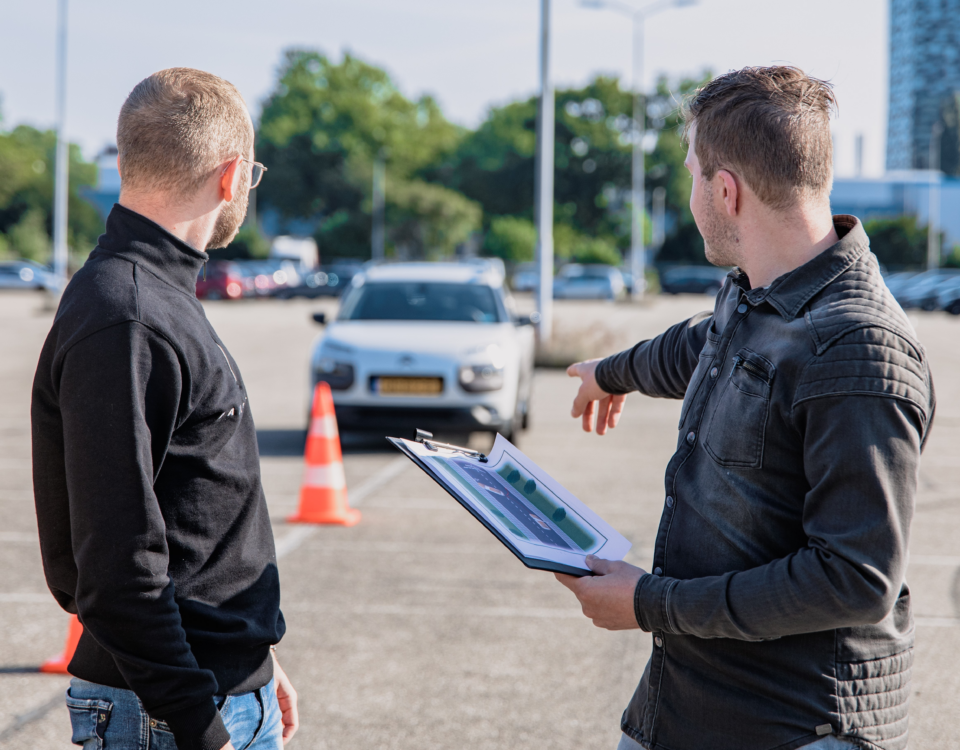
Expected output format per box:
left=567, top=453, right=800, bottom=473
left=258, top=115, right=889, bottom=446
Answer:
left=616, top=732, right=858, bottom=750
left=66, top=677, right=283, bottom=749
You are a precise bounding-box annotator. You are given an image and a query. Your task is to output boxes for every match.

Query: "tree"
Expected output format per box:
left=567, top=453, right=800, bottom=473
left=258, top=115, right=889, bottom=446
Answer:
left=256, top=50, right=476, bottom=258
left=863, top=216, right=931, bottom=269
left=0, top=124, right=102, bottom=263
left=483, top=216, right=537, bottom=262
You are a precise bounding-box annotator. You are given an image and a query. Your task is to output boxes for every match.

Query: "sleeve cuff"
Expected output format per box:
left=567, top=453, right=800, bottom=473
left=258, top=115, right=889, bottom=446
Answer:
left=160, top=698, right=231, bottom=750
left=634, top=573, right=678, bottom=633
left=594, top=357, right=628, bottom=395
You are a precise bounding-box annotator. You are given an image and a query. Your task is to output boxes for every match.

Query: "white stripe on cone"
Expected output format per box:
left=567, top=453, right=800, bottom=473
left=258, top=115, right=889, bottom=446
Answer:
left=308, top=415, right=339, bottom=439
left=303, top=463, right=347, bottom=489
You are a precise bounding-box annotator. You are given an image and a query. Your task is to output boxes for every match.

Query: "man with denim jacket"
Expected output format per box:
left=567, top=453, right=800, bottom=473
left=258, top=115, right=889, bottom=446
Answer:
left=559, top=67, right=934, bottom=750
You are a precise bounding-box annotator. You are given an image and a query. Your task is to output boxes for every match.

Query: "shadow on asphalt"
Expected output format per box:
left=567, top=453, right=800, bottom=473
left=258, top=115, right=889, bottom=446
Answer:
left=0, top=667, right=39, bottom=674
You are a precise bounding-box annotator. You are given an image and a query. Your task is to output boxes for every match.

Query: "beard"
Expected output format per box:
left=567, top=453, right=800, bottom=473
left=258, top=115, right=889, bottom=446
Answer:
left=207, top=170, right=250, bottom=250
left=698, top=181, right=741, bottom=268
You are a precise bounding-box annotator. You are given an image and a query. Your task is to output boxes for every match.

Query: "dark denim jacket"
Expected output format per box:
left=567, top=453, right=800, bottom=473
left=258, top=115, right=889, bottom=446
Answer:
left=595, top=217, right=935, bottom=750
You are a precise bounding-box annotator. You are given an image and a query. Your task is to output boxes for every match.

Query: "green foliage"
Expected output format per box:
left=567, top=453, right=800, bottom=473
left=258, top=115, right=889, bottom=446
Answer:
left=864, top=216, right=929, bottom=269
left=257, top=49, right=469, bottom=258
left=386, top=179, right=481, bottom=258
left=941, top=245, right=960, bottom=268
left=7, top=208, right=51, bottom=262
left=483, top=216, right=536, bottom=262
left=209, top=224, right=271, bottom=261
left=0, top=124, right=102, bottom=263
left=570, top=236, right=621, bottom=266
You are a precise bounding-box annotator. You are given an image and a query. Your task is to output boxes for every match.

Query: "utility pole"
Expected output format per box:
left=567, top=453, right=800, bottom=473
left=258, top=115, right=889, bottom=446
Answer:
left=580, top=0, right=697, bottom=301
left=535, top=0, right=555, bottom=343
left=630, top=12, right=646, bottom=300
left=52, top=0, right=69, bottom=289
left=927, top=122, right=943, bottom=271
left=371, top=151, right=386, bottom=261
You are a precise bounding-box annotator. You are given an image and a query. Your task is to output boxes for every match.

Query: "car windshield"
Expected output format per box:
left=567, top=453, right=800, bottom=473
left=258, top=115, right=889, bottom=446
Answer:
left=339, top=281, right=504, bottom=323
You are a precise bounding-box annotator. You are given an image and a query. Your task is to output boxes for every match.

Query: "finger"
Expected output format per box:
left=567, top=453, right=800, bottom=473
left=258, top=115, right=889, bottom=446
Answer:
left=581, top=400, right=595, bottom=432
left=571, top=381, right=593, bottom=418
left=566, top=362, right=582, bottom=378
left=596, top=396, right=611, bottom=436
left=585, top=554, right=616, bottom=576
left=606, top=395, right=626, bottom=430
left=554, top=572, right=580, bottom=590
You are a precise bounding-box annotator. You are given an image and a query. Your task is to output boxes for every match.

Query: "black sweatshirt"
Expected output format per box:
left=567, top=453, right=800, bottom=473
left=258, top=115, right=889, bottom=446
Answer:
left=32, top=204, right=285, bottom=750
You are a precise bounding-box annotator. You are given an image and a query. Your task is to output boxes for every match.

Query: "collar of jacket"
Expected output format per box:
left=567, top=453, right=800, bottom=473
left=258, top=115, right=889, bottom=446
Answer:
left=729, top=215, right=871, bottom=321
left=98, top=203, right=209, bottom=295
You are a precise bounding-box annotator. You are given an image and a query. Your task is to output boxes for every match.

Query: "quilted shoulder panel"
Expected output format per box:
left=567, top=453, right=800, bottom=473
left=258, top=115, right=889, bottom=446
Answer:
left=795, top=257, right=931, bottom=418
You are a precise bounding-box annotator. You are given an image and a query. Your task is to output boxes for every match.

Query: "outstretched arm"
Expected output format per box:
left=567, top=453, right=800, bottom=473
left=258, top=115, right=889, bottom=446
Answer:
left=567, top=312, right=713, bottom=434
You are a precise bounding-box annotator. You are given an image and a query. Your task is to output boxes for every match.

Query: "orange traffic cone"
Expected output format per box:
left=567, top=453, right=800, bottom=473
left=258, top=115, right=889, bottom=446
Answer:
left=287, top=382, right=361, bottom=526
left=40, top=614, right=83, bottom=674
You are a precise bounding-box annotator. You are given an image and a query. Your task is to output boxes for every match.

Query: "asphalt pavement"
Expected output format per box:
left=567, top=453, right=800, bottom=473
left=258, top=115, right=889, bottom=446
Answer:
left=0, top=290, right=957, bottom=749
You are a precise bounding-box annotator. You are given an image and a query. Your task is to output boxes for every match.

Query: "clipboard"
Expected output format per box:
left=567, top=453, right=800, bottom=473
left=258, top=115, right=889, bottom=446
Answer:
left=388, top=430, right=632, bottom=577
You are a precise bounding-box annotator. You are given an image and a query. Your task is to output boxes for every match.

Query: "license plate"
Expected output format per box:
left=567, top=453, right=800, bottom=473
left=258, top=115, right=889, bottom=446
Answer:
left=373, top=376, right=443, bottom=396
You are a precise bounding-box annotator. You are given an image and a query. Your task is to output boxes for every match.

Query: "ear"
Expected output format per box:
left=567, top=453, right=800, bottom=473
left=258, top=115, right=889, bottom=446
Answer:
left=220, top=156, right=244, bottom=203
left=716, top=169, right=739, bottom=217
left=116, top=154, right=121, bottom=178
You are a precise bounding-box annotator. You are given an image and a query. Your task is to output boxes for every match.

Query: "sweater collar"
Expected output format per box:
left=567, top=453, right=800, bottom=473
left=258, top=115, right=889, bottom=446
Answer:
left=732, top=215, right=871, bottom=321
left=97, top=203, right=209, bottom=295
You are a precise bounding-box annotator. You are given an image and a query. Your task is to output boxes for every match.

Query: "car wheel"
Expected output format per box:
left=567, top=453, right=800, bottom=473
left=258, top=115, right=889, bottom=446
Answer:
left=947, top=300, right=960, bottom=315
left=207, top=291, right=221, bottom=301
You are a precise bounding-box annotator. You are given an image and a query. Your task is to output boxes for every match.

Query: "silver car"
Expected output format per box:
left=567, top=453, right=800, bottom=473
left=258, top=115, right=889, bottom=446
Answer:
left=0, top=261, right=61, bottom=292
left=553, top=264, right=625, bottom=300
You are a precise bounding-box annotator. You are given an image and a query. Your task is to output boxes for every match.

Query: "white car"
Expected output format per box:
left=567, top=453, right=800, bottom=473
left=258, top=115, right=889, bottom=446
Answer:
left=309, top=261, right=538, bottom=440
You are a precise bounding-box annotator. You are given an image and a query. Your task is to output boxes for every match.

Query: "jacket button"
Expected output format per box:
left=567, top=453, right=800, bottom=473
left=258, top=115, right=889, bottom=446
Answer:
left=665, top=496, right=674, bottom=508
left=150, top=720, right=157, bottom=728
left=710, top=366, right=718, bottom=378
left=686, top=431, right=696, bottom=445
left=654, top=636, right=663, bottom=648
left=737, top=303, right=748, bottom=313
left=654, top=567, right=663, bottom=575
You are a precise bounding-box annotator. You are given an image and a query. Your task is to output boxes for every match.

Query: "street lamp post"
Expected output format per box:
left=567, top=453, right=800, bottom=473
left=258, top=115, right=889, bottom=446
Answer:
left=581, top=0, right=696, bottom=300
left=927, top=122, right=943, bottom=271
left=52, top=0, right=70, bottom=290
left=535, top=0, right=555, bottom=343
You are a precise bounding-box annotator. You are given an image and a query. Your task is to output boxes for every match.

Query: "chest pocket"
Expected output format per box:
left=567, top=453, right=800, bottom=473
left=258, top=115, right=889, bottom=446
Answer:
left=703, top=347, right=775, bottom=468
left=678, top=329, right=721, bottom=429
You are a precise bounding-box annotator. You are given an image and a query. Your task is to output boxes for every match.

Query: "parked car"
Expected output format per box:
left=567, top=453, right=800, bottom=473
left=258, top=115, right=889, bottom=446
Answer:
left=553, top=264, right=624, bottom=300
left=196, top=260, right=244, bottom=300
left=893, top=269, right=960, bottom=310
left=881, top=271, right=920, bottom=299
left=309, top=260, right=537, bottom=439
left=0, top=260, right=61, bottom=292
left=659, top=265, right=729, bottom=295
left=233, top=260, right=280, bottom=297
left=511, top=262, right=539, bottom=292
left=933, top=274, right=960, bottom=314
left=276, top=261, right=363, bottom=299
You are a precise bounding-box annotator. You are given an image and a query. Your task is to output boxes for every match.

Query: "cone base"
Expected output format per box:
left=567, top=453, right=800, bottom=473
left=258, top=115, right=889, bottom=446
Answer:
left=39, top=659, right=70, bottom=674
left=287, top=508, right=362, bottom=527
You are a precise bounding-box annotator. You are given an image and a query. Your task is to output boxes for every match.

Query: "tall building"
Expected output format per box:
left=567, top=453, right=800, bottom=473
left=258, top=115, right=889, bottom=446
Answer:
left=887, top=0, right=960, bottom=171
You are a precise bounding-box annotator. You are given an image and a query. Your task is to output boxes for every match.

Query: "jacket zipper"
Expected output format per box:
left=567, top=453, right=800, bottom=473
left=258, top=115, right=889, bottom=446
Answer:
left=732, top=355, right=769, bottom=383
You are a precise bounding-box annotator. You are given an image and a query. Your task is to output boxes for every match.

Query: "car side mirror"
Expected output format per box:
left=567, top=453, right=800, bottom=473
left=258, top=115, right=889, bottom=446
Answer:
left=311, top=312, right=326, bottom=326
left=516, top=311, right=541, bottom=327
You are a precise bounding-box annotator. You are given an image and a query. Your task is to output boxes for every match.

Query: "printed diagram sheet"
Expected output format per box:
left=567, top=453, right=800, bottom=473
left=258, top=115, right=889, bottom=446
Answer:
left=389, top=434, right=631, bottom=575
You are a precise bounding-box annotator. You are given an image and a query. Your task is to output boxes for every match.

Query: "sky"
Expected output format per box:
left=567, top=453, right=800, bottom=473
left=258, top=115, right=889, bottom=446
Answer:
left=1, top=0, right=888, bottom=177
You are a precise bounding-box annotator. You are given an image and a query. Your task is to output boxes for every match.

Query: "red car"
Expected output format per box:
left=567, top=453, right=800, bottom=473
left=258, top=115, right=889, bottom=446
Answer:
left=196, top=261, right=244, bottom=300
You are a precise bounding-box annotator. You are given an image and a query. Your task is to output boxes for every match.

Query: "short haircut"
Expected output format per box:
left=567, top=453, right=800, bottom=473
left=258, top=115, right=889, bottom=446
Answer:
left=117, top=68, right=253, bottom=196
left=682, top=66, right=836, bottom=210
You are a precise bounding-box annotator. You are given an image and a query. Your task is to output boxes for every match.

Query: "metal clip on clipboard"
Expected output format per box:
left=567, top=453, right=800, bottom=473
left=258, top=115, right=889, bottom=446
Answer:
left=415, top=429, right=488, bottom=463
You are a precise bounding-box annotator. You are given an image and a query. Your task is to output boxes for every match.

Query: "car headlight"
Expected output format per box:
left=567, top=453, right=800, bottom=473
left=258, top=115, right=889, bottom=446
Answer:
left=314, top=358, right=355, bottom=390
left=459, top=363, right=504, bottom=392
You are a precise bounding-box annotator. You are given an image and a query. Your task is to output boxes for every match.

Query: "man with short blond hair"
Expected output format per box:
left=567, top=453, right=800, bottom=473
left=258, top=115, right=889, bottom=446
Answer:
left=33, top=68, right=297, bottom=750
left=559, top=66, right=933, bottom=750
